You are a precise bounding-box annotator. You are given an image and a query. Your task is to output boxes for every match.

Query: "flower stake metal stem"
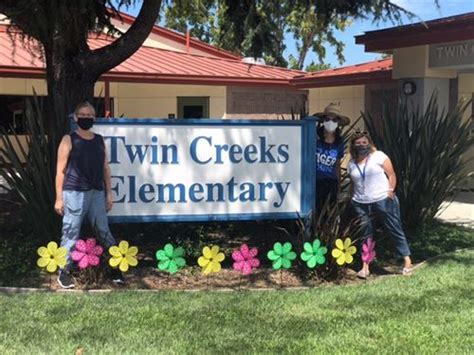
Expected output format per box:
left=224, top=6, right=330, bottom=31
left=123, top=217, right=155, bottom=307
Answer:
left=331, top=237, right=357, bottom=280
left=37, top=241, right=67, bottom=289
left=232, top=244, right=260, bottom=291
left=156, top=243, right=187, bottom=288
left=267, top=242, right=296, bottom=290
left=198, top=245, right=225, bottom=290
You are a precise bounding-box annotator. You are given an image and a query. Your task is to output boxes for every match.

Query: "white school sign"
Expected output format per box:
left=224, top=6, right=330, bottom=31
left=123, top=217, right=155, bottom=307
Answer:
left=93, top=118, right=316, bottom=222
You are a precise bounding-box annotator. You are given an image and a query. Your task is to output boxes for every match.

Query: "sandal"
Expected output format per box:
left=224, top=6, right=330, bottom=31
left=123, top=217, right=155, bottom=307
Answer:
left=356, top=269, right=370, bottom=279
left=402, top=267, right=412, bottom=276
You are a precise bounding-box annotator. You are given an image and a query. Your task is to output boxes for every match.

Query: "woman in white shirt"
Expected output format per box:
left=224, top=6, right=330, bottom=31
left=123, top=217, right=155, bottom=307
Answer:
left=348, top=131, right=412, bottom=278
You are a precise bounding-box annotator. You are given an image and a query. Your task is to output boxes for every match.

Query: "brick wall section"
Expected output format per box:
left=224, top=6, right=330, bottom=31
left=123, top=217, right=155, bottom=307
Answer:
left=226, top=86, right=308, bottom=119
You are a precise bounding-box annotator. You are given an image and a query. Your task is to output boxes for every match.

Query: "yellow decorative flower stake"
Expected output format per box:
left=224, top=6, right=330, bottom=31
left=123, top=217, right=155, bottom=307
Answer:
left=331, top=238, right=357, bottom=265
left=198, top=246, right=225, bottom=287
left=109, top=241, right=138, bottom=272
left=37, top=241, right=67, bottom=273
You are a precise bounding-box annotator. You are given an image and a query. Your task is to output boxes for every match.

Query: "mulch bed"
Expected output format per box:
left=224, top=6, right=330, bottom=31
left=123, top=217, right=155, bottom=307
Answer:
left=0, top=191, right=409, bottom=292
left=28, top=262, right=407, bottom=292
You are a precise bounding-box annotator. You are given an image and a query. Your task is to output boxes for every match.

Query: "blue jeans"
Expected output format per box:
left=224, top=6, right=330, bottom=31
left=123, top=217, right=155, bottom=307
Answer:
left=60, top=190, right=116, bottom=270
left=352, top=196, right=411, bottom=257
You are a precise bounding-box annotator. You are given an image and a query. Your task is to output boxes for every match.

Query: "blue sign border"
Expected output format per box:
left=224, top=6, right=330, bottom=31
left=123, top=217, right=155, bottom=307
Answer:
left=93, top=117, right=316, bottom=223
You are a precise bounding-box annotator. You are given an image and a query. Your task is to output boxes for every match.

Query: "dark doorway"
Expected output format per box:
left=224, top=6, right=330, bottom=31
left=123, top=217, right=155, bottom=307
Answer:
left=183, top=105, right=204, bottom=118
left=177, top=97, right=209, bottom=118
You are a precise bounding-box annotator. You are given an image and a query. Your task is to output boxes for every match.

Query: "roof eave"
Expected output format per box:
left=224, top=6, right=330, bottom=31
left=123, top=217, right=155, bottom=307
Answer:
left=0, top=67, right=294, bottom=87
left=290, top=70, right=393, bottom=88
left=355, top=13, right=474, bottom=52
left=101, top=72, right=293, bottom=87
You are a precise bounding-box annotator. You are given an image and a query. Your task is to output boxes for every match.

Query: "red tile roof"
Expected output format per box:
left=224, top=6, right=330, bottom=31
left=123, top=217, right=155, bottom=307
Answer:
left=291, top=58, right=393, bottom=88
left=356, top=12, right=474, bottom=52
left=0, top=26, right=304, bottom=86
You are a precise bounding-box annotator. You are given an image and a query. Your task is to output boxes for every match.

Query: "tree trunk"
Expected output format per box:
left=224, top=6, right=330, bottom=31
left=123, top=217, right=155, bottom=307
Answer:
left=39, top=0, right=161, bottom=172
left=44, top=46, right=96, bottom=169
left=46, top=68, right=94, bottom=132
left=297, top=46, right=309, bottom=70
left=297, top=29, right=317, bottom=70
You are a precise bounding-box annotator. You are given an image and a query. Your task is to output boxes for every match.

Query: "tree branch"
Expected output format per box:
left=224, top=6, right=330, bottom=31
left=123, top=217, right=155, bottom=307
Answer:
left=0, top=0, right=47, bottom=42
left=0, top=0, right=18, bottom=15
left=87, top=0, right=162, bottom=78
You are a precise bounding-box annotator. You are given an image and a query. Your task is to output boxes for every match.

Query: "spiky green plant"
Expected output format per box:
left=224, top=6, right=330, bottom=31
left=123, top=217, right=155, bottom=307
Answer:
left=362, top=93, right=473, bottom=228
left=0, top=96, right=61, bottom=241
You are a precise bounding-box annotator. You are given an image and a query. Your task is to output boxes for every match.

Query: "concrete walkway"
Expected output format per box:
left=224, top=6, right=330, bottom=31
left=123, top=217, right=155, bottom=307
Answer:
left=436, top=192, right=474, bottom=228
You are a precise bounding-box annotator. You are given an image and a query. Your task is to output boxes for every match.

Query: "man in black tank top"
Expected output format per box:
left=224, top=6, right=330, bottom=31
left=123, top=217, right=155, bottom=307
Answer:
left=54, top=102, right=124, bottom=288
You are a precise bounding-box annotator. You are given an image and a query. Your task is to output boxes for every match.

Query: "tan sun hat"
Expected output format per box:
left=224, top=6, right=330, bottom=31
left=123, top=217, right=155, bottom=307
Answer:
left=313, top=103, right=351, bottom=126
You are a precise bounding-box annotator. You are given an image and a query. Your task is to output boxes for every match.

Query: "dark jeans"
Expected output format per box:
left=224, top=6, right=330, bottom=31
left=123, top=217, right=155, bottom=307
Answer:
left=352, top=196, right=411, bottom=257
left=315, top=178, right=338, bottom=214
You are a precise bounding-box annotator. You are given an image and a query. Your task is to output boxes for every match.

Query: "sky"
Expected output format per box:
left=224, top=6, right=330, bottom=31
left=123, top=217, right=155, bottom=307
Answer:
left=118, top=0, right=474, bottom=69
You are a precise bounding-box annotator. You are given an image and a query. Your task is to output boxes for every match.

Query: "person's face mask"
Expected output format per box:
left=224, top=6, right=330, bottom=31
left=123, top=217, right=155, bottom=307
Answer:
left=323, top=120, right=338, bottom=132
left=77, top=117, right=94, bottom=130
left=355, top=144, right=371, bottom=157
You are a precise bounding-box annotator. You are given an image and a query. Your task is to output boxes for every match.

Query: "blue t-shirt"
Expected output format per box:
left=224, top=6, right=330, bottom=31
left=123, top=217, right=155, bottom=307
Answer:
left=316, top=139, right=344, bottom=180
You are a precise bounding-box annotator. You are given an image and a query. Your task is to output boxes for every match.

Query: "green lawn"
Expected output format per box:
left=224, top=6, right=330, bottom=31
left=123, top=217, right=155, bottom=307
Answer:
left=0, top=250, right=473, bottom=354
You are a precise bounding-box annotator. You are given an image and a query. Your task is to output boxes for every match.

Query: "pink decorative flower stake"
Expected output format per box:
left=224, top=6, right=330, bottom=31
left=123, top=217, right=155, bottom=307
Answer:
left=71, top=238, right=104, bottom=269
left=362, top=238, right=376, bottom=264
left=232, top=244, right=260, bottom=275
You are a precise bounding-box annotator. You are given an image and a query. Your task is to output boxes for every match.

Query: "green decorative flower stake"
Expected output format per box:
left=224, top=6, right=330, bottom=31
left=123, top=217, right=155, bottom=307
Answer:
left=267, top=242, right=297, bottom=288
left=156, top=244, right=186, bottom=275
left=300, top=239, right=327, bottom=268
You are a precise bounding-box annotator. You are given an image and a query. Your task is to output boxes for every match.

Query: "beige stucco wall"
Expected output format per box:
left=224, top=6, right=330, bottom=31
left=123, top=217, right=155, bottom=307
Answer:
left=0, top=78, right=236, bottom=119
left=0, top=135, right=29, bottom=164
left=392, top=45, right=457, bottom=79
left=458, top=73, right=474, bottom=120
left=458, top=73, right=474, bottom=188
left=0, top=78, right=112, bottom=98
left=0, top=78, right=48, bottom=96
left=114, top=83, right=226, bottom=118
left=308, top=85, right=365, bottom=128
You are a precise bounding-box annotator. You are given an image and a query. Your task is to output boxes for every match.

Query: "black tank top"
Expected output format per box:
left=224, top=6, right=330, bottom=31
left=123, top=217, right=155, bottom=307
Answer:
left=63, top=132, right=105, bottom=191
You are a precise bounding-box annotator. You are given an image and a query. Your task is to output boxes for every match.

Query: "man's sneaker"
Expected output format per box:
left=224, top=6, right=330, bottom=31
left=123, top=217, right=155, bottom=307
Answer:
left=110, top=269, right=125, bottom=284
left=57, top=270, right=75, bottom=289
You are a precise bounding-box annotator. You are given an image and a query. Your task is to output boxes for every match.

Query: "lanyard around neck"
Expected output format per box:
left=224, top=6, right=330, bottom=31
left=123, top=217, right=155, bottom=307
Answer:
left=355, top=157, right=370, bottom=181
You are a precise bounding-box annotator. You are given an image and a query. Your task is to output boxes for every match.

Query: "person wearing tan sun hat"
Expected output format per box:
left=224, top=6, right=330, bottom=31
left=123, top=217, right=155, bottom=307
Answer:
left=313, top=103, right=351, bottom=215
